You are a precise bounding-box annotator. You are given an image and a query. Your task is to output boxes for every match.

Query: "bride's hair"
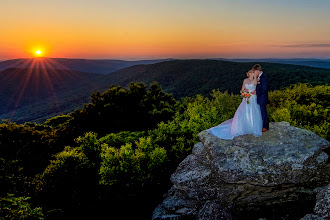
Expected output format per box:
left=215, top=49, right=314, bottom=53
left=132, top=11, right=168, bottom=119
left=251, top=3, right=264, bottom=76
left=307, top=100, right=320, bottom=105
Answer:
left=252, top=64, right=262, bottom=71
left=246, top=70, right=253, bottom=77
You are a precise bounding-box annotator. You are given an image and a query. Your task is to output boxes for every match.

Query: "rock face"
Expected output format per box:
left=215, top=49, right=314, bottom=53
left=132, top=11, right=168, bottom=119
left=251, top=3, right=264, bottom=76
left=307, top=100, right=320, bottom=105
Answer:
left=300, top=183, right=330, bottom=219
left=300, top=214, right=324, bottom=220
left=152, top=122, right=330, bottom=219
left=314, top=184, right=330, bottom=219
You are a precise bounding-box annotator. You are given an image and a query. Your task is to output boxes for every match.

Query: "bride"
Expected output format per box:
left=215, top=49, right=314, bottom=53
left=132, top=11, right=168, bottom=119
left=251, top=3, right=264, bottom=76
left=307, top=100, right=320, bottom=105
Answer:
left=207, top=70, right=263, bottom=139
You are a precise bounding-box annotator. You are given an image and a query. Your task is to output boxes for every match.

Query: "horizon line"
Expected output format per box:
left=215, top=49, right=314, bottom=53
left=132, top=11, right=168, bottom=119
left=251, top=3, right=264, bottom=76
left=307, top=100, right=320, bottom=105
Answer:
left=1, top=56, right=330, bottom=62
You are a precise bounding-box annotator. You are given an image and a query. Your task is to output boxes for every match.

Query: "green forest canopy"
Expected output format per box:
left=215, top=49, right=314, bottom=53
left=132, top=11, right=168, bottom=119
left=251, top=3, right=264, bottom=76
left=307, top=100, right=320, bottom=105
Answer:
left=0, top=81, right=329, bottom=219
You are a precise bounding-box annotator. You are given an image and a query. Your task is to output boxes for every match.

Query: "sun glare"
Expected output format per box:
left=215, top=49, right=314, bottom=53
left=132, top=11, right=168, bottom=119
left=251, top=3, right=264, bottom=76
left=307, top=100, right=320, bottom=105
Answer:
left=29, top=45, right=48, bottom=57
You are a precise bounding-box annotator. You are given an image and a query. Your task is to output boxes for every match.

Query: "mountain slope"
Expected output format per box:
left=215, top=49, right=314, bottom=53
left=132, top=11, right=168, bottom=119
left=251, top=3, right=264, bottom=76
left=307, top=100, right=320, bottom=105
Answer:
left=97, top=59, right=330, bottom=98
left=0, top=57, right=173, bottom=74
left=0, top=67, right=103, bottom=118
left=1, top=59, right=330, bottom=123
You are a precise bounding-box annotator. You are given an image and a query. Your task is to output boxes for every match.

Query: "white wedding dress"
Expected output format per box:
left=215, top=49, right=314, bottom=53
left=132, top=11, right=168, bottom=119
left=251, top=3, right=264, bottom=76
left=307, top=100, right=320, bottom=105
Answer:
left=207, top=83, right=263, bottom=139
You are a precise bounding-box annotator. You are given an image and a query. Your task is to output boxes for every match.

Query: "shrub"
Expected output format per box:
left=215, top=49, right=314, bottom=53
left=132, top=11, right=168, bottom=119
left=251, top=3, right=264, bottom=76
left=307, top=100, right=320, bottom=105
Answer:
left=268, top=84, right=329, bottom=140
left=99, top=136, right=167, bottom=191
left=0, top=194, right=44, bottom=220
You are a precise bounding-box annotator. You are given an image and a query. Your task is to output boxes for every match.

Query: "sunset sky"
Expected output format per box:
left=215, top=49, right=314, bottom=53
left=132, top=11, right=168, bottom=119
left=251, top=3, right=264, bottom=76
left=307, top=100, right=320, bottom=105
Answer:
left=1, top=0, right=330, bottom=60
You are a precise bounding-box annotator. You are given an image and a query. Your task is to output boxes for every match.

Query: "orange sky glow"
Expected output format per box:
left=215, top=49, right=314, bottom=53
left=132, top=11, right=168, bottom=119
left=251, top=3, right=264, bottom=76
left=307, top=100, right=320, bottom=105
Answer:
left=1, top=0, right=330, bottom=60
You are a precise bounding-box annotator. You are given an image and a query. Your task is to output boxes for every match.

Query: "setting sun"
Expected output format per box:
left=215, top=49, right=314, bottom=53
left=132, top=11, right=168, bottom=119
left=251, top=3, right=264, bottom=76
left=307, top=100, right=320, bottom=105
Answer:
left=36, top=50, right=42, bottom=55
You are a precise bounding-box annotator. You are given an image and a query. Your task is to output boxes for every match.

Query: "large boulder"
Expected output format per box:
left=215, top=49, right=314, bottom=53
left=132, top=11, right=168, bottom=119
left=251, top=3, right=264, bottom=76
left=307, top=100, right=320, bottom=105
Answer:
left=152, top=122, right=330, bottom=219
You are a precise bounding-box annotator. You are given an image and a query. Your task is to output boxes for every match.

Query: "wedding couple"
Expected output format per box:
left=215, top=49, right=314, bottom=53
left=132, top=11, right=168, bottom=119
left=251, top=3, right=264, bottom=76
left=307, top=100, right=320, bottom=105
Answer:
left=208, top=64, right=269, bottom=140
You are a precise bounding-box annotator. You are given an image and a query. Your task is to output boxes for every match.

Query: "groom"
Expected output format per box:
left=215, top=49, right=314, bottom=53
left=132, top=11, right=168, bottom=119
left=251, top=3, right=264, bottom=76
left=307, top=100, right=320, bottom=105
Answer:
left=251, top=64, right=269, bottom=132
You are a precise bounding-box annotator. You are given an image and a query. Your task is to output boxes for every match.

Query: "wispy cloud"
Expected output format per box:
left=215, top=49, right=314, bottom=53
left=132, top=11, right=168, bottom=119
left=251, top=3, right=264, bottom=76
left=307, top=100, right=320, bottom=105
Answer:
left=273, top=43, right=330, bottom=48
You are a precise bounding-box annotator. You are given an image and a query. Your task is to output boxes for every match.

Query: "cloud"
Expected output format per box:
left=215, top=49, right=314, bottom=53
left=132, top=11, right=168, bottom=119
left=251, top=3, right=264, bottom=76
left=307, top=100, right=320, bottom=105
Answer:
left=208, top=43, right=250, bottom=47
left=273, top=43, right=330, bottom=48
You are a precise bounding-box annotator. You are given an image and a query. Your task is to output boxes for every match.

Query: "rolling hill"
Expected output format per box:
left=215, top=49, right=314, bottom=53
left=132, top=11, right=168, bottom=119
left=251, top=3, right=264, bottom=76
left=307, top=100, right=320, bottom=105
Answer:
left=96, top=59, right=330, bottom=98
left=1, top=59, right=330, bottom=123
left=0, top=66, right=103, bottom=120
left=0, top=57, right=173, bottom=74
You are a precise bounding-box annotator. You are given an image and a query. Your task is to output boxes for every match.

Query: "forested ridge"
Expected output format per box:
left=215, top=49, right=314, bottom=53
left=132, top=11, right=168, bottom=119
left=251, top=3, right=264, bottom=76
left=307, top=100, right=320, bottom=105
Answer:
left=0, top=81, right=329, bottom=219
left=2, top=59, right=329, bottom=123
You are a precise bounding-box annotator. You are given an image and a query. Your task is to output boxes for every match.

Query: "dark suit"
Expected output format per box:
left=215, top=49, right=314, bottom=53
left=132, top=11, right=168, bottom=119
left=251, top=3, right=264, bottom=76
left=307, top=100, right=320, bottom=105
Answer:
left=256, top=72, right=269, bottom=129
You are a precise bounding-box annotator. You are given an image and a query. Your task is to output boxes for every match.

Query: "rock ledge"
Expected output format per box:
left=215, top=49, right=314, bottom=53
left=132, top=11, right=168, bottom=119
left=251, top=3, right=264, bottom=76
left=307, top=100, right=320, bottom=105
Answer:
left=153, top=122, right=330, bottom=219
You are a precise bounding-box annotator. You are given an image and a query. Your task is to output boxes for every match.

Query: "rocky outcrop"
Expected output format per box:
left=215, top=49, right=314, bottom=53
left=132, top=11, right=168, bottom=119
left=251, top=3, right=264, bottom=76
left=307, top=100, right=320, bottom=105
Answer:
left=314, top=184, right=330, bottom=218
left=300, top=214, right=324, bottom=220
left=300, top=184, right=330, bottom=220
left=152, top=122, right=330, bottom=219
left=302, top=183, right=330, bottom=219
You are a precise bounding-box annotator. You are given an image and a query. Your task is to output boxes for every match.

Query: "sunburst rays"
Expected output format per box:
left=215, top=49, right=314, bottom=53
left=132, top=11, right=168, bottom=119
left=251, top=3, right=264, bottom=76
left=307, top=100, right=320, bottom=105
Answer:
left=0, top=57, right=87, bottom=122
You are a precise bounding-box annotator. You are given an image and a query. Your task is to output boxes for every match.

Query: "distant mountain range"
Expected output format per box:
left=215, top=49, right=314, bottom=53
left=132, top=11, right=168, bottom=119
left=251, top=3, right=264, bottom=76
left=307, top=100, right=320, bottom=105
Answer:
left=1, top=59, right=329, bottom=123
left=214, top=58, right=330, bottom=69
left=1, top=57, right=330, bottom=75
left=0, top=57, right=174, bottom=74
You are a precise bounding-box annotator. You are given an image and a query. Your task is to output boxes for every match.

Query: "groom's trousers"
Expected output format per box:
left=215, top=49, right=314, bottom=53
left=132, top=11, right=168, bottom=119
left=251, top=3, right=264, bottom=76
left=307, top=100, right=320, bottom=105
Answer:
left=260, top=104, right=269, bottom=129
